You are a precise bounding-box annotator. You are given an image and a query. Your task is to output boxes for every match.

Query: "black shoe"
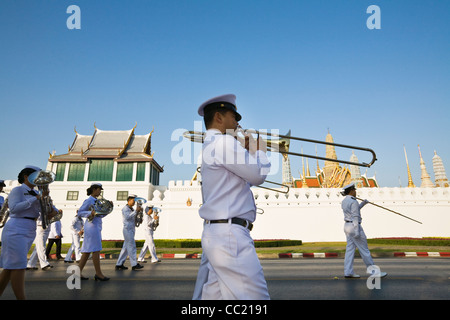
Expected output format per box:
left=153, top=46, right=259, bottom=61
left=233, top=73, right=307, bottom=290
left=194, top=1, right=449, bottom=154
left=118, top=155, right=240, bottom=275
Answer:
left=132, top=263, right=144, bottom=270
left=64, top=260, right=74, bottom=263
left=42, top=265, right=54, bottom=271
left=26, top=267, right=38, bottom=270
left=115, top=264, right=128, bottom=270
left=81, top=276, right=89, bottom=280
left=94, top=275, right=110, bottom=281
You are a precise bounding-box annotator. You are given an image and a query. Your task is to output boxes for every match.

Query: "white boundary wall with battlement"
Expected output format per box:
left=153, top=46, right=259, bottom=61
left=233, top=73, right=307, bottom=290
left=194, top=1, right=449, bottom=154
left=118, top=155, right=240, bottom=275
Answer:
left=1, top=180, right=449, bottom=242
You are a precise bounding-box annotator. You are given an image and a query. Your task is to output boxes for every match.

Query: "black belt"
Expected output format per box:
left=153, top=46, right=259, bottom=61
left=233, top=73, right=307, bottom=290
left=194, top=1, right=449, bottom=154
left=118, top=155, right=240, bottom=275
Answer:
left=12, top=216, right=37, bottom=221
left=345, top=220, right=361, bottom=224
left=206, top=218, right=253, bottom=231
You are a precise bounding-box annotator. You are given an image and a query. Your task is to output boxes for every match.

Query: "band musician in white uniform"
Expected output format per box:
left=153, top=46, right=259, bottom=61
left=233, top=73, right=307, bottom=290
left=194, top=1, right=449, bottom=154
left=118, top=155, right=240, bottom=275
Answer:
left=137, top=205, right=160, bottom=263
left=341, top=183, right=387, bottom=278
left=77, top=183, right=110, bottom=281
left=0, top=166, right=57, bottom=299
left=116, top=195, right=144, bottom=270
left=27, top=214, right=53, bottom=270
left=64, top=214, right=84, bottom=263
left=193, top=94, right=271, bottom=300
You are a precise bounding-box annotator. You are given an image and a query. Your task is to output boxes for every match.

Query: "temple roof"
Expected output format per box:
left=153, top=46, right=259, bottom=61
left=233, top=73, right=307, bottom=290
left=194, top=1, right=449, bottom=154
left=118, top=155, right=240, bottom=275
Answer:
left=49, top=125, right=163, bottom=171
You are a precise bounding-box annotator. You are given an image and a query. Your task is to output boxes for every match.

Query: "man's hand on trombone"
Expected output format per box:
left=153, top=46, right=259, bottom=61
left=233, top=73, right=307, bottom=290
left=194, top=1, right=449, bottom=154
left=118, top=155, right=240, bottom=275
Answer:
left=233, top=126, right=267, bottom=155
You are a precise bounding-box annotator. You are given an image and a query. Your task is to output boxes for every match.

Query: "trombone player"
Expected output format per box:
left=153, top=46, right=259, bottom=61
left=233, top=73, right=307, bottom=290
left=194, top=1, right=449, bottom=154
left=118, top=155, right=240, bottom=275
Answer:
left=193, top=94, right=271, bottom=300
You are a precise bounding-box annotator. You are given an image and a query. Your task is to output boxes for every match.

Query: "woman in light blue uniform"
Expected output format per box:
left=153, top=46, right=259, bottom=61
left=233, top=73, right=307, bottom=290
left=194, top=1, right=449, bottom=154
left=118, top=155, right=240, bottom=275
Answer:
left=0, top=166, right=46, bottom=299
left=77, top=183, right=110, bottom=281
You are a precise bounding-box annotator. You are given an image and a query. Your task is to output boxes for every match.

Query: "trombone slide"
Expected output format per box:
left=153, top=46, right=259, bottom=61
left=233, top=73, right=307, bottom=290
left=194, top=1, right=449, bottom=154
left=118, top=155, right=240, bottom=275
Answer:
left=355, top=196, right=422, bottom=224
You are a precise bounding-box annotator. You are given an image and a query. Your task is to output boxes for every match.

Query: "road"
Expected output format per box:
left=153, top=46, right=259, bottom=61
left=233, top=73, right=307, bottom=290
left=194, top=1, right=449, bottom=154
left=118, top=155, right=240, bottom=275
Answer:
left=1, top=258, right=449, bottom=300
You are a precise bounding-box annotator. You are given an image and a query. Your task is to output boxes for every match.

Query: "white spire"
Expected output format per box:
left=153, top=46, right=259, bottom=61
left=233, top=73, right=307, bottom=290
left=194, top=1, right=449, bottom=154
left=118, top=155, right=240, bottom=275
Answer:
left=349, top=151, right=363, bottom=188
left=432, top=150, right=449, bottom=187
left=418, top=145, right=435, bottom=188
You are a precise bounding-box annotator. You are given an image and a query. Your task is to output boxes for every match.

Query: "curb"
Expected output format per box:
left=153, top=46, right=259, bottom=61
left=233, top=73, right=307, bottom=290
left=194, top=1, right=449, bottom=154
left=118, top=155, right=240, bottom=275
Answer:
left=393, top=252, right=450, bottom=257
left=52, top=252, right=450, bottom=261
left=159, top=252, right=450, bottom=259
left=278, top=252, right=339, bottom=258
left=162, top=253, right=201, bottom=259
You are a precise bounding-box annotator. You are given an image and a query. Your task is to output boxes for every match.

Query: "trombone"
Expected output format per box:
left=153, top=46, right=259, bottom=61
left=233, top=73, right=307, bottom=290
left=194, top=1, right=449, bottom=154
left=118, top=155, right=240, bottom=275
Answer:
left=183, top=128, right=378, bottom=168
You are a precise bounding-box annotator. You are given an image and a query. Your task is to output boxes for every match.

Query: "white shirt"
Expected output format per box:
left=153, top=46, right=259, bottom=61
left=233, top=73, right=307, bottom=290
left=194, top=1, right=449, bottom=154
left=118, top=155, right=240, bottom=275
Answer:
left=70, top=215, right=84, bottom=233
left=122, top=205, right=137, bottom=229
left=49, top=220, right=62, bottom=238
left=341, top=195, right=367, bottom=224
left=199, top=129, right=270, bottom=222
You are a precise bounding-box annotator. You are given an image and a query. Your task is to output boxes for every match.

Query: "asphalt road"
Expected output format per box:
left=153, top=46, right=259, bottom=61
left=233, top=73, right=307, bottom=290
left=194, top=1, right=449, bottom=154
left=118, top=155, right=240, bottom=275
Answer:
left=1, top=258, right=449, bottom=300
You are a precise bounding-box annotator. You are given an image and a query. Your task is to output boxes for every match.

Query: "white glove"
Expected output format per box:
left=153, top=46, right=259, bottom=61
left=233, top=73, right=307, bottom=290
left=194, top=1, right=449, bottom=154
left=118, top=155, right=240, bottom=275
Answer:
left=353, top=222, right=360, bottom=238
left=360, top=199, right=369, bottom=208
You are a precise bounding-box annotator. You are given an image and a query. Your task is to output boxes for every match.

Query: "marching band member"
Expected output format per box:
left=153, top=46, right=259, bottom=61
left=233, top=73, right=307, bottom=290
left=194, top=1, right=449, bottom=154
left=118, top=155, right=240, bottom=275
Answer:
left=64, top=214, right=84, bottom=263
left=26, top=215, right=53, bottom=270
left=77, top=183, right=110, bottom=281
left=137, top=205, right=160, bottom=264
left=341, top=183, right=387, bottom=278
left=116, top=195, right=144, bottom=270
left=0, top=165, right=55, bottom=299
left=193, top=94, right=271, bottom=300
left=45, top=220, right=64, bottom=260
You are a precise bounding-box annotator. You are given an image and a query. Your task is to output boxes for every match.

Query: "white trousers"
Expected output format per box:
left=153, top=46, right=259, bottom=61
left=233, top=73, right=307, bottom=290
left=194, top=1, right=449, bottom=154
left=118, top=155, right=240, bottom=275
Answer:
left=65, top=232, right=82, bottom=262
left=116, top=227, right=137, bottom=267
left=27, top=225, right=50, bottom=269
left=344, top=223, right=374, bottom=276
left=138, top=229, right=158, bottom=262
left=196, top=222, right=270, bottom=300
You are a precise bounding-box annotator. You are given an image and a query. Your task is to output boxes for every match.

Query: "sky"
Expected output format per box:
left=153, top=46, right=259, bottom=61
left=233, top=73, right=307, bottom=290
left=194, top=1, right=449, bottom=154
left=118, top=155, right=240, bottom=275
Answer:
left=0, top=0, right=449, bottom=188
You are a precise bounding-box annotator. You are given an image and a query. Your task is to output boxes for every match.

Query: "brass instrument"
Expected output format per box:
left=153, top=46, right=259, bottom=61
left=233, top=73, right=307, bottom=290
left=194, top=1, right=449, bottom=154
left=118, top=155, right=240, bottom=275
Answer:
left=183, top=128, right=377, bottom=168
left=134, top=197, right=147, bottom=227
left=49, top=210, right=63, bottom=224
left=0, top=195, right=10, bottom=228
left=88, top=197, right=114, bottom=222
left=148, top=206, right=161, bottom=231
left=28, top=170, right=56, bottom=230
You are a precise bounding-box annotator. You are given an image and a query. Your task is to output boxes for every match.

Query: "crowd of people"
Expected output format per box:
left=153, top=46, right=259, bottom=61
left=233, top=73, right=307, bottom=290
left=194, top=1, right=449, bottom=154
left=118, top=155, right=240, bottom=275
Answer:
left=0, top=174, right=160, bottom=299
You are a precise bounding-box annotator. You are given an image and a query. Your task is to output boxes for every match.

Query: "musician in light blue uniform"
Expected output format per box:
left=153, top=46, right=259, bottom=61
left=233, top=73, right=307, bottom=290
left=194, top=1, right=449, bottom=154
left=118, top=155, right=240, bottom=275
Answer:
left=341, top=183, right=387, bottom=279
left=0, top=166, right=50, bottom=299
left=116, top=195, right=144, bottom=270
left=77, top=183, right=110, bottom=281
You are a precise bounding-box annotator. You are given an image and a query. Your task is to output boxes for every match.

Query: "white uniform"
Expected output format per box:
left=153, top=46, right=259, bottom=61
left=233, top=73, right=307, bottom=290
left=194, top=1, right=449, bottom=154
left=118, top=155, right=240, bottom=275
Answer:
left=27, top=216, right=51, bottom=269
left=78, top=196, right=103, bottom=253
left=194, top=129, right=271, bottom=300
left=65, top=216, right=84, bottom=262
left=342, top=195, right=374, bottom=276
left=116, top=205, right=138, bottom=267
left=137, top=211, right=158, bottom=263
left=0, top=184, right=40, bottom=269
